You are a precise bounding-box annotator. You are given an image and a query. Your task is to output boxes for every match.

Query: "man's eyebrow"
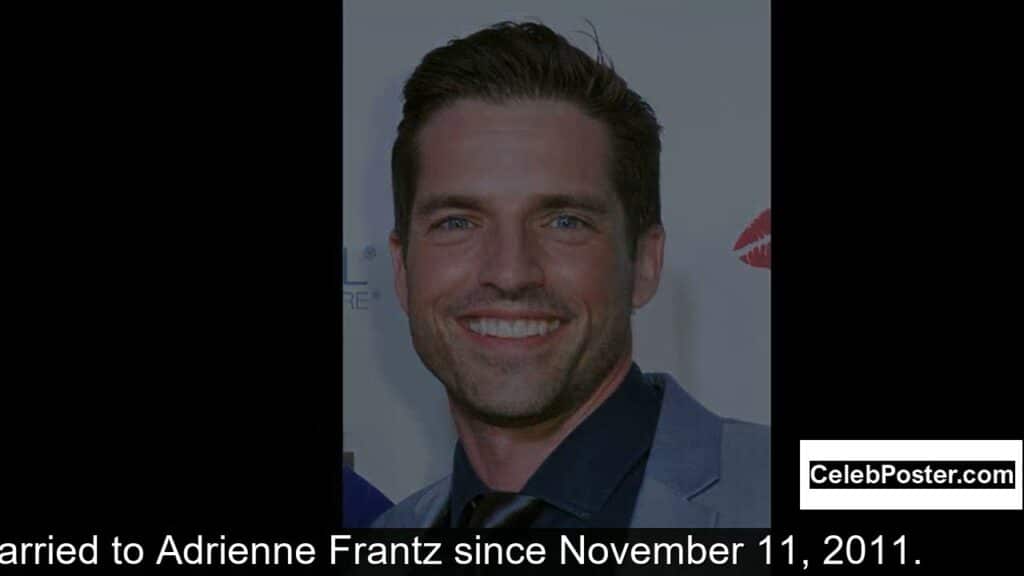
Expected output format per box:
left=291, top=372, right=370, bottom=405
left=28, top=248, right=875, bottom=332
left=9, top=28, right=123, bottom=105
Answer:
left=414, top=194, right=485, bottom=217
left=413, top=192, right=611, bottom=217
left=536, top=194, right=610, bottom=215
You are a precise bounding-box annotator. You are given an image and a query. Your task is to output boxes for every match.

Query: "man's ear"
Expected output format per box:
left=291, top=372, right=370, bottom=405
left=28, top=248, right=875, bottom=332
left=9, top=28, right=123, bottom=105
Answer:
left=631, top=225, right=665, bottom=309
left=389, top=230, right=409, bottom=315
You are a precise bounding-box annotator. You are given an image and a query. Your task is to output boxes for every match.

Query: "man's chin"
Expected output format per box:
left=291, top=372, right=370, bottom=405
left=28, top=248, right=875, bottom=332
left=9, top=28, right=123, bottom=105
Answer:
left=448, top=377, right=568, bottom=428
left=456, top=399, right=565, bottom=429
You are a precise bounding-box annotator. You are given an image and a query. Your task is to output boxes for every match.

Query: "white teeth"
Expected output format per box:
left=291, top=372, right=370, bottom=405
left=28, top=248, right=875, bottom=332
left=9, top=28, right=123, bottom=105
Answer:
left=467, top=318, right=560, bottom=339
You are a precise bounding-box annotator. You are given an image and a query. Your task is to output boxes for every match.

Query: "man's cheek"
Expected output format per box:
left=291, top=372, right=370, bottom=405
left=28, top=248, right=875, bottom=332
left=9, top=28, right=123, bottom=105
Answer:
left=413, top=248, right=472, bottom=282
left=407, top=270, right=456, bottom=321
left=549, top=254, right=616, bottom=293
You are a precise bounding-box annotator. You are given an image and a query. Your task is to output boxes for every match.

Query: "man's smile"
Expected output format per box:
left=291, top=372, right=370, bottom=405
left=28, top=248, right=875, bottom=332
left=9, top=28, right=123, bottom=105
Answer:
left=454, top=310, right=570, bottom=349
left=466, top=318, right=561, bottom=338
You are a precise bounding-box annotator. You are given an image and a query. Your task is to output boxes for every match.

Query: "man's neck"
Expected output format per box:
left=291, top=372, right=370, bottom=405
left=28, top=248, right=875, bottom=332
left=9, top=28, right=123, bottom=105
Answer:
left=449, top=354, right=634, bottom=492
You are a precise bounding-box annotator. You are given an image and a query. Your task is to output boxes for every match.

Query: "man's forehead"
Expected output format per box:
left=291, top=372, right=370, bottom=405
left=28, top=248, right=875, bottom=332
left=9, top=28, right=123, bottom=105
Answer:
left=414, top=98, right=614, bottom=208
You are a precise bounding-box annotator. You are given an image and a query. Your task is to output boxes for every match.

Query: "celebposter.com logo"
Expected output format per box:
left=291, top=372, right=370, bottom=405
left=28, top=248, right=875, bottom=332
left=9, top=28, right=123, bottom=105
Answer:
left=343, top=244, right=380, bottom=311
left=800, top=440, right=1022, bottom=510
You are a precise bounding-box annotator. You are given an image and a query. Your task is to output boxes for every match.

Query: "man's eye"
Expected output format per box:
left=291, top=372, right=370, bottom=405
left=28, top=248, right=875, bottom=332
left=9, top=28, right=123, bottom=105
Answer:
left=549, top=214, right=586, bottom=229
left=436, top=217, right=475, bottom=231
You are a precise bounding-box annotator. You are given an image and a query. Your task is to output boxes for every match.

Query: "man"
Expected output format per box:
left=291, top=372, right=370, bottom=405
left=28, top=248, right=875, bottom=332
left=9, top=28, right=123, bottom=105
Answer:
left=373, top=22, right=769, bottom=528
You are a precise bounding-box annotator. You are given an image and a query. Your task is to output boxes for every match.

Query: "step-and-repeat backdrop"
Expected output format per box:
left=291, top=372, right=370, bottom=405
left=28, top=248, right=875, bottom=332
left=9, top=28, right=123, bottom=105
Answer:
left=343, top=0, right=770, bottom=502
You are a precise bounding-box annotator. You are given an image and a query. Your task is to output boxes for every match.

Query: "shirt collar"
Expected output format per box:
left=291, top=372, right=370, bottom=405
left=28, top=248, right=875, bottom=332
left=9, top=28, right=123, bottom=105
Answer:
left=449, top=441, right=490, bottom=526
left=449, top=363, right=660, bottom=522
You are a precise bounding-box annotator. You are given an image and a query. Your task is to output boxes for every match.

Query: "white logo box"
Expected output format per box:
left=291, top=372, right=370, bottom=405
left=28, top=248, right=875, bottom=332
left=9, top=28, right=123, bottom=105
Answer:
left=799, top=440, right=1022, bottom=510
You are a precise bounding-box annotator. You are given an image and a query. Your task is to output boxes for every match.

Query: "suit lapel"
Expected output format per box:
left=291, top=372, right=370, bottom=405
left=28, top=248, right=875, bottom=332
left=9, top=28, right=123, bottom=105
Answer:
left=630, top=373, right=723, bottom=528
left=629, top=477, right=719, bottom=527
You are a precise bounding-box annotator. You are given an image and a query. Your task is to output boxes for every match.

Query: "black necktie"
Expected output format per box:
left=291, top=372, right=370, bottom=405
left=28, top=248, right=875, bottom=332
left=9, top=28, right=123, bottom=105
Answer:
left=459, top=492, right=544, bottom=528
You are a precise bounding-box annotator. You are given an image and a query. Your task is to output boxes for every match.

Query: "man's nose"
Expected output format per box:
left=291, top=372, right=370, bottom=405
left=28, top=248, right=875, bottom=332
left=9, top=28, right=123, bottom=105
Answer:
left=477, top=224, right=544, bottom=295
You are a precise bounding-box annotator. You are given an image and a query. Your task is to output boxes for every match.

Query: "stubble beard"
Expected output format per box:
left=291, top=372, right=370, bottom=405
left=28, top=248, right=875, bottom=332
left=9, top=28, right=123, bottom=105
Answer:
left=407, top=300, right=633, bottom=429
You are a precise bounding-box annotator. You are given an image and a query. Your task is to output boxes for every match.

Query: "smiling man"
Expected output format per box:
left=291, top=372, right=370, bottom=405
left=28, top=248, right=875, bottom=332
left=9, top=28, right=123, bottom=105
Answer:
left=373, top=22, right=769, bottom=528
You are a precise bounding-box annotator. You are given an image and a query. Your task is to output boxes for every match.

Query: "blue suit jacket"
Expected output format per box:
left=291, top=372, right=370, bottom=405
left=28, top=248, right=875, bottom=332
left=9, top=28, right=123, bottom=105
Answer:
left=373, top=372, right=770, bottom=528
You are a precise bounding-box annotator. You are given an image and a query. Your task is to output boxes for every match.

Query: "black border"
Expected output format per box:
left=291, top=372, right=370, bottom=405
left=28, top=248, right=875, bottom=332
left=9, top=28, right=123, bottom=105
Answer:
left=1, top=1, right=1019, bottom=573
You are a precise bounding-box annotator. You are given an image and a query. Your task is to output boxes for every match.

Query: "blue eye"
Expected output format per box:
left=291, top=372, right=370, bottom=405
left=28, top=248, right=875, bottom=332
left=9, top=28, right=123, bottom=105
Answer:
left=437, top=217, right=474, bottom=231
left=550, top=214, right=584, bottom=229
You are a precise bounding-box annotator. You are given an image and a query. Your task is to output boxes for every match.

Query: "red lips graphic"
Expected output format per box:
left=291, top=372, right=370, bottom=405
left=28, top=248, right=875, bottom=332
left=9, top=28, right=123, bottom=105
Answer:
left=734, top=208, right=771, bottom=269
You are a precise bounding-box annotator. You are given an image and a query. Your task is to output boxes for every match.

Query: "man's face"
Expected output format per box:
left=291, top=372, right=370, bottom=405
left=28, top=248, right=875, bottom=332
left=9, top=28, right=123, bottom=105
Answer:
left=391, top=99, right=663, bottom=428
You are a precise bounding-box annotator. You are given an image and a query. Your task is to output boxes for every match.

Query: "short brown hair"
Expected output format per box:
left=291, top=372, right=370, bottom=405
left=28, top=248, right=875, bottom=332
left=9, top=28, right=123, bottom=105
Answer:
left=391, top=21, right=662, bottom=256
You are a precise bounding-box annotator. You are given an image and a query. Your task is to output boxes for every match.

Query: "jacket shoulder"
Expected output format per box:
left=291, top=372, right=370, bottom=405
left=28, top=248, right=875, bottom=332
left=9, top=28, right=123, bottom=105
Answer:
left=703, top=418, right=771, bottom=527
left=370, top=475, right=450, bottom=528
left=637, top=372, right=770, bottom=528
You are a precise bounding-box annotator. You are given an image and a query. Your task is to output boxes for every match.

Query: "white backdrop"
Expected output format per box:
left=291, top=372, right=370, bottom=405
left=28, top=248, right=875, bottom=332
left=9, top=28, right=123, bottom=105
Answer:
left=343, top=0, right=770, bottom=502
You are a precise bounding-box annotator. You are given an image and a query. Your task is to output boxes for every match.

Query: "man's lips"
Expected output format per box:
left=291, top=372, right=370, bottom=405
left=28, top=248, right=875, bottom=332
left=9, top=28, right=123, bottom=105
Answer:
left=455, top=310, right=568, bottom=347
left=734, top=208, right=771, bottom=269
